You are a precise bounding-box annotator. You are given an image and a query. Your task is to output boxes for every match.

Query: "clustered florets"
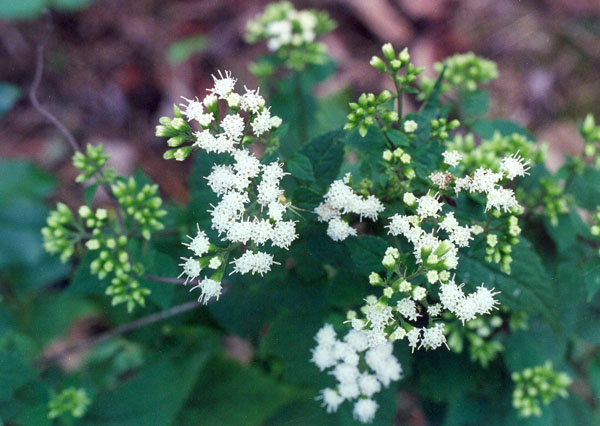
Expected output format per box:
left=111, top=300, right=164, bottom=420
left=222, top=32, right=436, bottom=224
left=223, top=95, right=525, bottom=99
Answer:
left=310, top=324, right=402, bottom=423
left=315, top=173, right=385, bottom=241
left=177, top=71, right=297, bottom=303
left=341, top=150, right=519, bottom=352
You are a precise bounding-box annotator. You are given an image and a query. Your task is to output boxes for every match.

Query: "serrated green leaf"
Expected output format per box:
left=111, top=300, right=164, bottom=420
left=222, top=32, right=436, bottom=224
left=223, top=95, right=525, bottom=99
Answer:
left=471, top=119, right=535, bottom=140
left=458, top=238, right=558, bottom=330
left=461, top=89, right=489, bottom=117
left=83, top=353, right=209, bottom=426
left=299, top=131, right=344, bottom=183
left=567, top=166, right=600, bottom=210
left=344, top=235, right=387, bottom=276
left=84, top=183, right=98, bottom=206
left=287, top=152, right=315, bottom=181
left=178, top=357, right=297, bottom=426
left=0, top=350, right=36, bottom=401
left=584, top=258, right=600, bottom=301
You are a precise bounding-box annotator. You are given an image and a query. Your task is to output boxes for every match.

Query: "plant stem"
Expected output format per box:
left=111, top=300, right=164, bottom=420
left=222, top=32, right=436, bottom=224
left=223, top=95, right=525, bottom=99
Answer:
left=36, top=300, right=200, bottom=366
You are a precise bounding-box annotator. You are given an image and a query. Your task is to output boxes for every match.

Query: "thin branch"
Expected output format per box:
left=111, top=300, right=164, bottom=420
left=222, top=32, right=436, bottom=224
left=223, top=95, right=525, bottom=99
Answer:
left=29, top=44, right=82, bottom=154
left=37, top=300, right=200, bottom=367
left=144, top=274, right=188, bottom=285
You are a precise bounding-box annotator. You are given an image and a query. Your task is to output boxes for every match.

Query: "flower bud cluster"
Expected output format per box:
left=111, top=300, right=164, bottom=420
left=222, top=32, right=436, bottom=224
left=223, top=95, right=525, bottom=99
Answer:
left=485, top=215, right=521, bottom=273
left=111, top=177, right=167, bottom=240
left=445, top=313, right=505, bottom=367
left=245, top=1, right=335, bottom=71
left=42, top=203, right=78, bottom=263
left=310, top=324, right=402, bottom=423
left=512, top=361, right=572, bottom=418
left=169, top=72, right=297, bottom=292
left=419, top=52, right=498, bottom=98
left=72, top=143, right=116, bottom=183
left=429, top=118, right=460, bottom=142
left=314, top=173, right=384, bottom=241
left=48, top=387, right=91, bottom=420
left=370, top=43, right=424, bottom=88
left=448, top=132, right=545, bottom=173
left=581, top=113, right=600, bottom=167
left=344, top=90, right=398, bottom=137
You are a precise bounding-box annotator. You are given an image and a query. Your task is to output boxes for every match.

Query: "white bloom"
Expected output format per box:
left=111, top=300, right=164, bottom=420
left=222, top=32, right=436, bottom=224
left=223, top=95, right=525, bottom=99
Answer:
left=454, top=176, right=471, bottom=193
left=327, top=218, right=357, bottom=241
left=358, top=374, right=381, bottom=397
left=206, top=165, right=237, bottom=195
left=344, top=330, right=370, bottom=352
left=353, top=399, right=378, bottom=424
left=406, top=328, right=421, bottom=352
left=404, top=120, right=418, bottom=133
left=203, top=94, right=218, bottom=108
left=429, top=171, right=452, bottom=189
left=315, top=202, right=340, bottom=222
left=226, top=92, right=241, bottom=108
left=271, top=220, right=297, bottom=249
left=226, top=220, right=254, bottom=245
left=315, top=323, right=337, bottom=347
left=439, top=282, right=465, bottom=312
left=183, top=225, right=210, bottom=256
left=472, top=285, right=500, bottom=314
left=312, top=345, right=337, bottom=371
left=416, top=192, right=443, bottom=219
left=420, top=323, right=447, bottom=350
left=221, top=114, right=245, bottom=142
left=209, top=70, right=237, bottom=99
left=470, top=168, right=503, bottom=193
left=180, top=97, right=213, bottom=126
left=251, top=108, right=273, bottom=136
left=397, top=298, right=421, bottom=321
left=233, top=149, right=261, bottom=179
left=271, top=115, right=283, bottom=128
left=267, top=201, right=288, bottom=222
left=190, top=278, right=222, bottom=304
left=318, top=388, right=344, bottom=413
left=427, top=303, right=442, bottom=317
left=178, top=257, right=201, bottom=284
left=240, top=87, right=265, bottom=114
left=387, top=214, right=413, bottom=236
left=332, top=362, right=360, bottom=384
left=208, top=257, right=222, bottom=269
left=442, top=150, right=463, bottom=167
left=230, top=251, right=277, bottom=275
left=338, top=381, right=361, bottom=400
left=485, top=187, right=519, bottom=212
left=500, top=153, right=530, bottom=180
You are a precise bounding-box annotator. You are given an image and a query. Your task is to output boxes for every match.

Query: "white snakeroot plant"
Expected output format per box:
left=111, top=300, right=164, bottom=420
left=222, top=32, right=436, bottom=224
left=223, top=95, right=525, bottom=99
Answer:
left=342, top=151, right=526, bottom=353
left=164, top=71, right=298, bottom=304
left=310, top=324, right=402, bottom=423
left=315, top=173, right=384, bottom=241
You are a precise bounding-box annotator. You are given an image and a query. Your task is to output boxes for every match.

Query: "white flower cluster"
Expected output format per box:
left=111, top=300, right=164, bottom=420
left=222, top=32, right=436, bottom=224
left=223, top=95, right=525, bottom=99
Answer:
left=347, top=174, right=503, bottom=350
left=178, top=72, right=296, bottom=296
left=441, top=150, right=530, bottom=212
left=247, top=2, right=319, bottom=52
left=315, top=173, right=385, bottom=241
left=311, top=324, right=402, bottom=423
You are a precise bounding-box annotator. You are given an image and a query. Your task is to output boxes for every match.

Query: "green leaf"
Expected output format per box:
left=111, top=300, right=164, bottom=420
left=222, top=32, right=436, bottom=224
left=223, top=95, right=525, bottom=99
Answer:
left=458, top=238, right=558, bottom=330
left=584, top=258, right=600, bottom=301
left=504, top=319, right=567, bottom=373
left=166, top=35, right=209, bottom=65
left=471, top=119, right=535, bottom=140
left=0, top=83, right=21, bottom=119
left=261, top=309, right=329, bottom=387
left=287, top=152, right=315, bottom=181
left=461, top=89, right=489, bottom=117
left=344, top=235, right=387, bottom=276
left=567, top=166, right=600, bottom=210
left=83, top=353, right=209, bottom=426
left=0, top=350, right=36, bottom=401
left=0, top=0, right=44, bottom=20
left=178, top=357, right=297, bottom=426
left=299, top=131, right=344, bottom=184
left=51, top=0, right=94, bottom=12
left=141, top=250, right=177, bottom=309
left=66, top=252, right=104, bottom=295
left=84, top=183, right=99, bottom=205
left=304, top=225, right=354, bottom=270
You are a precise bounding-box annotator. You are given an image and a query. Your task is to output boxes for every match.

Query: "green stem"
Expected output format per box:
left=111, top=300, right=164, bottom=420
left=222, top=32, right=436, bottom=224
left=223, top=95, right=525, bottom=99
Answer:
left=293, top=71, right=308, bottom=144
